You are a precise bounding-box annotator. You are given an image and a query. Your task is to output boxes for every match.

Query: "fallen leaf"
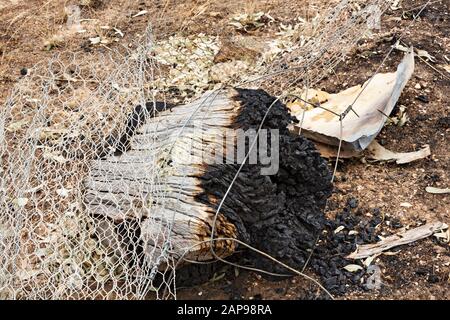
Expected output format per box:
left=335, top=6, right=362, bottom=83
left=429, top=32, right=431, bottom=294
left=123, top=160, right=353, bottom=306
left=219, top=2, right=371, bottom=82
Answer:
left=229, top=12, right=274, bottom=32
left=132, top=10, right=147, bottom=18
left=89, top=36, right=101, bottom=45
left=393, top=41, right=409, bottom=52
left=21, top=95, right=38, bottom=102
left=400, top=202, right=413, bottom=208
left=334, top=225, right=345, bottom=234
left=433, top=223, right=449, bottom=242
left=6, top=118, right=30, bottom=132
left=17, top=269, right=42, bottom=281
left=43, top=151, right=67, bottom=164
left=38, top=128, right=68, bottom=141
left=387, top=17, right=402, bottom=22
left=434, top=230, right=449, bottom=242
left=43, top=34, right=65, bottom=51
left=382, top=250, right=401, bottom=256
left=425, top=187, right=450, bottom=194
left=390, top=0, right=402, bottom=10
left=366, top=140, right=430, bottom=164
left=113, top=27, right=124, bottom=38
left=210, top=272, right=226, bottom=282
left=343, top=264, right=363, bottom=272
left=56, top=187, right=71, bottom=198
left=25, top=183, right=44, bottom=193
left=397, top=110, right=408, bottom=127
left=390, top=105, right=408, bottom=127
left=363, top=254, right=379, bottom=267
left=13, top=197, right=29, bottom=207
left=440, top=64, right=450, bottom=74
left=416, top=49, right=436, bottom=63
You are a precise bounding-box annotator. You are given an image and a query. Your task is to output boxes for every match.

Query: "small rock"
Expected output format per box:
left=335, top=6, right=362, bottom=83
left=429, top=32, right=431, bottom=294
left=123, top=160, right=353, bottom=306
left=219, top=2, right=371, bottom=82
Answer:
left=436, top=116, right=450, bottom=129
left=416, top=95, right=429, bottom=103
left=427, top=274, right=439, bottom=283
left=415, top=267, right=428, bottom=276
left=389, top=218, right=403, bottom=229
left=347, top=197, right=359, bottom=209
left=414, top=83, right=421, bottom=89
left=20, top=68, right=28, bottom=76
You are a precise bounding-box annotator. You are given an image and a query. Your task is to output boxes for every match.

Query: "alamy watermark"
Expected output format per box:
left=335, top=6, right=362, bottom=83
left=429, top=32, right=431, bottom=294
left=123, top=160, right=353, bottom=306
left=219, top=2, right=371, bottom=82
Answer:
left=180, top=121, right=279, bottom=176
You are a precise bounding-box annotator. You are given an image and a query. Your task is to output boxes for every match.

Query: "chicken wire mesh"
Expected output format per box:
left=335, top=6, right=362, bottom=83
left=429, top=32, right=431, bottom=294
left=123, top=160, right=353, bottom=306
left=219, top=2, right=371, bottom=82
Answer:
left=0, top=0, right=390, bottom=300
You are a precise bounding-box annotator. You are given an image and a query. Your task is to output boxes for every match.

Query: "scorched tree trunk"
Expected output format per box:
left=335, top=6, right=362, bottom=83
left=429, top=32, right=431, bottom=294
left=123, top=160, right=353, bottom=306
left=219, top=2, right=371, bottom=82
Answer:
left=83, top=88, right=332, bottom=276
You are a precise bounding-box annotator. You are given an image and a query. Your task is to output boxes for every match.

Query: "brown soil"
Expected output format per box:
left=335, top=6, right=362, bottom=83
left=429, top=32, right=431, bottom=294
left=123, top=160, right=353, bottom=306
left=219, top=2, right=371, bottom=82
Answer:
left=1, top=0, right=449, bottom=300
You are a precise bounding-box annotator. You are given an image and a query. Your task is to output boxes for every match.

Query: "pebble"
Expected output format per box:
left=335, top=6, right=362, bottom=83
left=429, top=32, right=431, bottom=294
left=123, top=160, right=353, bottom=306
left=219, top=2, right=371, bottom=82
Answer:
left=416, top=95, right=429, bottom=103
left=427, top=275, right=439, bottom=283
left=347, top=197, right=358, bottom=209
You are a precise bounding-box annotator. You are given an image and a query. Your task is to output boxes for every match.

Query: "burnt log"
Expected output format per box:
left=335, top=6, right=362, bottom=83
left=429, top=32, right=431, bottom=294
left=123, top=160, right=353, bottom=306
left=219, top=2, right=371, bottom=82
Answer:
left=83, top=88, right=332, bottom=275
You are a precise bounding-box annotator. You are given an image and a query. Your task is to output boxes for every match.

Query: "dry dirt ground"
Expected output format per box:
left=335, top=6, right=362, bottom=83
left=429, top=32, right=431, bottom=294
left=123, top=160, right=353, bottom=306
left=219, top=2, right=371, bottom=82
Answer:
left=0, top=0, right=449, bottom=300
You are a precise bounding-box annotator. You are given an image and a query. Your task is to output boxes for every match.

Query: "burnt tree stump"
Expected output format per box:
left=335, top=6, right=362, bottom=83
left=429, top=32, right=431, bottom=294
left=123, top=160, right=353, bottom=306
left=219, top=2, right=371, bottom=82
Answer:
left=83, top=88, right=332, bottom=278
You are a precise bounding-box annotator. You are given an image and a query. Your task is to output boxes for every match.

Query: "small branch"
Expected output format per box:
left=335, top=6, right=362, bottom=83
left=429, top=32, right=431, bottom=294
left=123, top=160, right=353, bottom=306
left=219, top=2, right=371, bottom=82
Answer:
left=347, top=221, right=446, bottom=259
